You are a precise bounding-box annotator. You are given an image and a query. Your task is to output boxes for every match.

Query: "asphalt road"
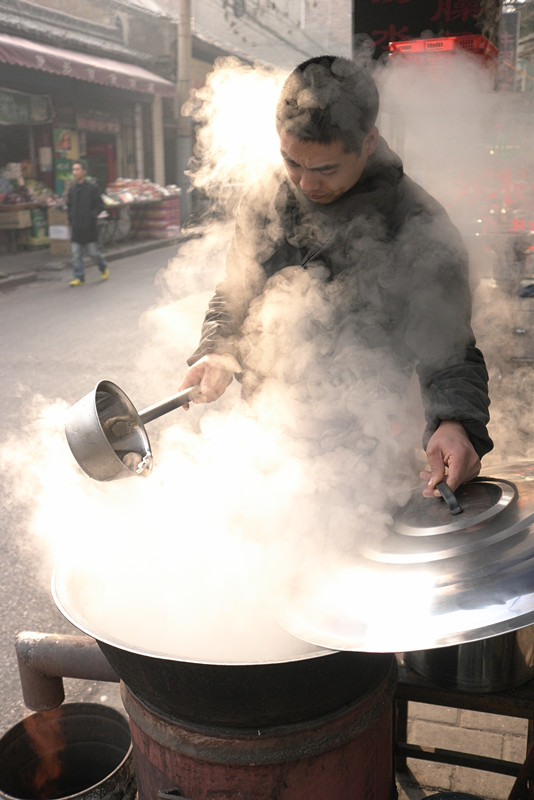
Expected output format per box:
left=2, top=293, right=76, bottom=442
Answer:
left=0, top=243, right=201, bottom=736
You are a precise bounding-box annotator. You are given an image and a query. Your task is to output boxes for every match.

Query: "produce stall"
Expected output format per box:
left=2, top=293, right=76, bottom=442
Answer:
left=103, top=178, right=180, bottom=243
left=0, top=206, right=31, bottom=253
left=0, top=165, right=181, bottom=255
left=0, top=162, right=64, bottom=253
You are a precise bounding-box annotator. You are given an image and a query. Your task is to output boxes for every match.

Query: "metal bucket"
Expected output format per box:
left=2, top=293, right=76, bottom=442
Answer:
left=0, top=703, right=136, bottom=800
left=406, top=625, right=534, bottom=692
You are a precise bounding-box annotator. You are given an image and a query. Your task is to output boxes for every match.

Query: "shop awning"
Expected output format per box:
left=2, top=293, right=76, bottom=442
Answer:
left=0, top=33, right=176, bottom=97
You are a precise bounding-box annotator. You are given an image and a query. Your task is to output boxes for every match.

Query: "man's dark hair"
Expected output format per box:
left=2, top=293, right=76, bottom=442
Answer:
left=275, top=55, right=379, bottom=153
left=72, top=159, right=87, bottom=170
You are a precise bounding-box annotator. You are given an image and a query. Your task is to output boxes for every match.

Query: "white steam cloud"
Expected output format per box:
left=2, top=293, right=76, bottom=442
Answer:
left=376, top=48, right=534, bottom=466
left=3, top=53, right=534, bottom=663
left=184, top=57, right=286, bottom=208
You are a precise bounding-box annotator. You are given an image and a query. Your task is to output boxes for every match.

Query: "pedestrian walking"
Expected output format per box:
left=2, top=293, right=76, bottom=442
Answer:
left=67, top=160, right=109, bottom=286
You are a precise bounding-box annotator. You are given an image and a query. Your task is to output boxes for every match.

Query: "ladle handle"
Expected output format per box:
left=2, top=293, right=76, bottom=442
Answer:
left=139, top=385, right=201, bottom=424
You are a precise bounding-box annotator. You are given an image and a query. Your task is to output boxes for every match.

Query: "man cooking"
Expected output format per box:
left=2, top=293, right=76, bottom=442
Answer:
left=178, top=55, right=493, bottom=497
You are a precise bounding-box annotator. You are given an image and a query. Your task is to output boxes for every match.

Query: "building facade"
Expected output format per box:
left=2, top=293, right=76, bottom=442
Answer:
left=0, top=0, right=185, bottom=194
left=0, top=0, right=352, bottom=208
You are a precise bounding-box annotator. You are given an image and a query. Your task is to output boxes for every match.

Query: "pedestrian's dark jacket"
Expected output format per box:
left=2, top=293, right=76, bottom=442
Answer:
left=189, top=137, right=493, bottom=459
left=67, top=179, right=104, bottom=244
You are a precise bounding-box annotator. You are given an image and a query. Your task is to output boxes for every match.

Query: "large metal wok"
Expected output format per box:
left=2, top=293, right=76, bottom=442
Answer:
left=51, top=562, right=392, bottom=727
left=65, top=380, right=199, bottom=481
left=52, top=456, right=534, bottom=719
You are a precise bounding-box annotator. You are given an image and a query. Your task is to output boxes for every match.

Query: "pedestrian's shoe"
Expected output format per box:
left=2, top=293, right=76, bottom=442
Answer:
left=69, top=278, right=85, bottom=286
left=100, top=268, right=109, bottom=281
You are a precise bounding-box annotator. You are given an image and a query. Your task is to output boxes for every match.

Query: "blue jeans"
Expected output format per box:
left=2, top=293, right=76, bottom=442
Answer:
left=71, top=241, right=108, bottom=280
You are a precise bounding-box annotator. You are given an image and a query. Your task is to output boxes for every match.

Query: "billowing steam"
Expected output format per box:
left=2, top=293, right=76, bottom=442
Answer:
left=184, top=57, right=286, bottom=210
left=2, top=53, right=534, bottom=662
left=3, top=262, right=419, bottom=662
left=375, top=46, right=534, bottom=466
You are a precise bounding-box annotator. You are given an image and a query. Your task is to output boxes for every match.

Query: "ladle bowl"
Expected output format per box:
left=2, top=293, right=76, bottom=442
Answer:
left=65, top=380, right=199, bottom=481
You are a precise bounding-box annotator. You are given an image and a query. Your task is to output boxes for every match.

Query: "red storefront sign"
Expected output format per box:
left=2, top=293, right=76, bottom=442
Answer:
left=353, top=0, right=499, bottom=55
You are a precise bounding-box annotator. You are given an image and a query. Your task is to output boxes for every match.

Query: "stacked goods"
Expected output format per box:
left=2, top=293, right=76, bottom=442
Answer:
left=129, top=196, right=180, bottom=240
left=0, top=171, right=62, bottom=208
left=17, top=207, right=49, bottom=248
left=47, top=206, right=70, bottom=256
left=0, top=208, right=31, bottom=230
left=105, top=177, right=180, bottom=205
left=0, top=176, right=11, bottom=203
left=25, top=180, right=63, bottom=207
left=1, top=182, right=36, bottom=205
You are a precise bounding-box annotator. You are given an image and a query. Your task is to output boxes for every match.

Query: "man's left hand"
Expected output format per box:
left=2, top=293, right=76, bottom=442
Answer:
left=420, top=420, right=481, bottom=498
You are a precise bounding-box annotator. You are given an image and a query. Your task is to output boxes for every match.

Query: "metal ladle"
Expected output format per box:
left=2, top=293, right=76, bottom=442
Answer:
left=65, top=380, right=200, bottom=481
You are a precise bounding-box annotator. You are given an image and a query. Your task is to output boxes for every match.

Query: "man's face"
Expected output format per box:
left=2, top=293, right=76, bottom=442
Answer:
left=279, top=129, right=377, bottom=204
left=72, top=163, right=85, bottom=183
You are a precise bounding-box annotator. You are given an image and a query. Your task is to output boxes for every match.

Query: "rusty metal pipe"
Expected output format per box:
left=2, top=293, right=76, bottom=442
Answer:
left=15, top=631, right=119, bottom=712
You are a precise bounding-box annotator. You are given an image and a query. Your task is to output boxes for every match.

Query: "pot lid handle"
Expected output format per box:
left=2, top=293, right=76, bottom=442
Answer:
left=436, top=482, right=463, bottom=515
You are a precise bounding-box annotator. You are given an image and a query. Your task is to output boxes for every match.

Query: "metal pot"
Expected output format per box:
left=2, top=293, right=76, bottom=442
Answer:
left=65, top=380, right=198, bottom=481
left=406, top=625, right=534, bottom=692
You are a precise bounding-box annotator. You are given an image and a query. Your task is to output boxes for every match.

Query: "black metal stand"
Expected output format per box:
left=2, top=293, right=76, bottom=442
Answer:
left=395, top=657, right=534, bottom=799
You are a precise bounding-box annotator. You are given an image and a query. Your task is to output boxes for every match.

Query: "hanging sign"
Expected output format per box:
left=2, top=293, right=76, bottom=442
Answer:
left=0, top=88, right=54, bottom=125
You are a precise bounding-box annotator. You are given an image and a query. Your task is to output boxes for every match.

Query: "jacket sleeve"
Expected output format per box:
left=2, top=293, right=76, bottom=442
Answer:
left=67, top=186, right=73, bottom=227
left=393, top=193, right=493, bottom=458
left=90, top=183, right=105, bottom=217
left=187, top=190, right=270, bottom=366
left=417, top=346, right=492, bottom=459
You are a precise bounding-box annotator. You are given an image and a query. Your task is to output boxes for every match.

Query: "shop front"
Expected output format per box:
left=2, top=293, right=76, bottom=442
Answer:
left=0, top=32, right=176, bottom=254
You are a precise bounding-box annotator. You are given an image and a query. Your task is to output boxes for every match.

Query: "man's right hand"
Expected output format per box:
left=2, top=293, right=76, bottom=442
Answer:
left=178, top=354, right=241, bottom=409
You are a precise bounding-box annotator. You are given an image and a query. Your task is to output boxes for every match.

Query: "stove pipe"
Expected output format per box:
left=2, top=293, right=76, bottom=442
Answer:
left=15, top=631, right=119, bottom=711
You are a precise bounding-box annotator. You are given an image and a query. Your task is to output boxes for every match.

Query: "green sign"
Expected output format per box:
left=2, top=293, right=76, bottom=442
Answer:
left=0, top=88, right=55, bottom=125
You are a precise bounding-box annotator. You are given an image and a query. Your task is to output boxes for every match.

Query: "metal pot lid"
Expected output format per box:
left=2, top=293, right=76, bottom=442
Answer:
left=276, top=462, right=534, bottom=653
left=363, top=478, right=521, bottom=564
left=395, top=479, right=516, bottom=537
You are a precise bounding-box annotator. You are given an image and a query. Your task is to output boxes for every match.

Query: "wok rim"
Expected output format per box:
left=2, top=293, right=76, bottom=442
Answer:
left=51, top=562, right=338, bottom=666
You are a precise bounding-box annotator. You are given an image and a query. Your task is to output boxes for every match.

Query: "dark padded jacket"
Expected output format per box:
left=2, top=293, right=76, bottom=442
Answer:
left=67, top=179, right=104, bottom=245
left=188, top=137, right=493, bottom=458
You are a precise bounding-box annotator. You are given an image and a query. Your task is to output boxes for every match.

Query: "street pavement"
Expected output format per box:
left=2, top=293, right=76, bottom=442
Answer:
left=0, top=242, right=185, bottom=745
left=0, top=233, right=186, bottom=290
left=0, top=240, right=532, bottom=800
